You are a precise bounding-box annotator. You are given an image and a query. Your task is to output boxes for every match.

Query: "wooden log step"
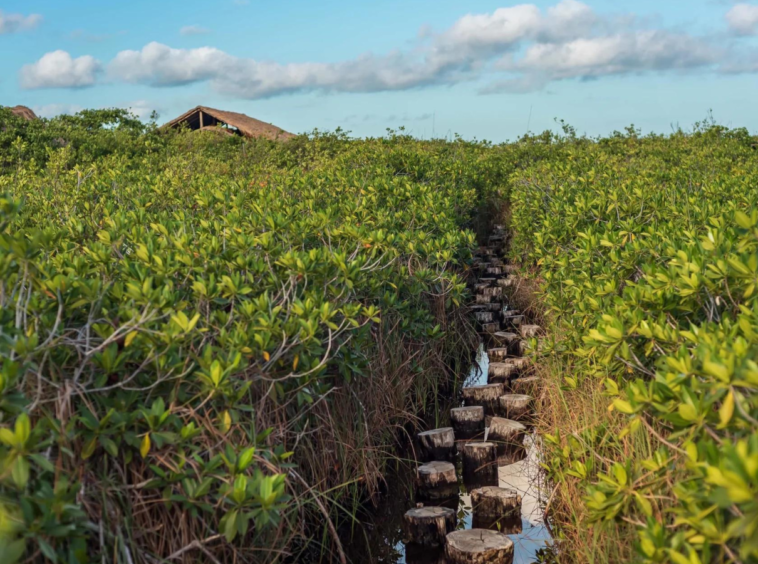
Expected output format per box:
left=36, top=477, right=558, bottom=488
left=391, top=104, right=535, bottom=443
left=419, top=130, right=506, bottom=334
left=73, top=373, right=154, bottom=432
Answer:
left=403, top=506, right=456, bottom=547
left=474, top=282, right=491, bottom=292
left=445, top=530, right=514, bottom=564
left=492, top=332, right=520, bottom=346
left=418, top=428, right=455, bottom=461
left=481, top=322, right=499, bottom=334
left=489, top=257, right=503, bottom=267
left=471, top=303, right=501, bottom=312
left=498, top=394, right=533, bottom=421
left=488, top=361, right=524, bottom=384
left=481, top=287, right=502, bottom=298
left=486, top=347, right=509, bottom=361
left=451, top=406, right=485, bottom=440
left=496, top=278, right=513, bottom=287
left=475, top=311, right=494, bottom=323
left=475, top=294, right=493, bottom=304
left=513, top=340, right=529, bottom=357
left=485, top=267, right=502, bottom=276
left=462, top=383, right=505, bottom=416
left=471, top=486, right=522, bottom=519
left=488, top=358, right=529, bottom=383
left=520, top=324, right=542, bottom=339
left=417, top=461, right=458, bottom=500
left=509, top=376, right=540, bottom=395
left=502, top=314, right=524, bottom=328
left=462, top=442, right=497, bottom=482
left=487, top=417, right=526, bottom=452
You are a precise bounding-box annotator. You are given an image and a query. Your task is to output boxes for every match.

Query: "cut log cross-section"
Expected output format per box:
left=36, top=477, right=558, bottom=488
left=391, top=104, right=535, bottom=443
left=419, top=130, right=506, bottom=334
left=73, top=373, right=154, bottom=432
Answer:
left=488, top=358, right=529, bottom=384
left=462, top=384, right=505, bottom=416
left=509, top=376, right=540, bottom=395
left=445, top=529, right=514, bottom=564
left=403, top=506, right=456, bottom=547
left=417, top=461, right=458, bottom=500
left=471, top=486, right=522, bottom=519
left=451, top=406, right=484, bottom=440
left=498, top=394, right=533, bottom=421
left=418, top=428, right=455, bottom=461
left=462, top=442, right=497, bottom=481
left=487, top=417, right=526, bottom=456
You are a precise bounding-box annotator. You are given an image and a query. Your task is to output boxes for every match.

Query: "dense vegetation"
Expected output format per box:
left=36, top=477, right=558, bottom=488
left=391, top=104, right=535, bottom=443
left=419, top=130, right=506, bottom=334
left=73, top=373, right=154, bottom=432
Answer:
left=2, top=106, right=756, bottom=564
left=510, top=125, right=758, bottom=564
left=0, top=108, right=509, bottom=563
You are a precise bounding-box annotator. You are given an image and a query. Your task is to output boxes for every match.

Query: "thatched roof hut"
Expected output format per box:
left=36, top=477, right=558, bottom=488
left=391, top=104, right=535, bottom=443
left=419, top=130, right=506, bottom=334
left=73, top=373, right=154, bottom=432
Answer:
left=162, top=106, right=294, bottom=140
left=10, top=106, right=38, bottom=121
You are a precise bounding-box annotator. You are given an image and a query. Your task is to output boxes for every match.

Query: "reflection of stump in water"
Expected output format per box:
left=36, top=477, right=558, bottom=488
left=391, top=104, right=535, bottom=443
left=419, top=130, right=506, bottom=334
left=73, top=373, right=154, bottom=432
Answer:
left=451, top=406, right=485, bottom=440
left=462, top=442, right=497, bottom=485
left=418, top=428, right=455, bottom=461
left=403, top=506, right=456, bottom=546
left=416, top=461, right=459, bottom=500
left=472, top=513, right=523, bottom=535
left=405, top=543, right=446, bottom=564
left=445, top=529, right=514, bottom=564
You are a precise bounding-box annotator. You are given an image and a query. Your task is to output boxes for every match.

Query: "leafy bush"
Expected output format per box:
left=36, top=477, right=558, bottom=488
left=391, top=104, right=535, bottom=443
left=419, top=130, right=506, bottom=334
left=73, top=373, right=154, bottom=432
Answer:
left=0, top=112, right=513, bottom=562
left=511, top=126, right=758, bottom=563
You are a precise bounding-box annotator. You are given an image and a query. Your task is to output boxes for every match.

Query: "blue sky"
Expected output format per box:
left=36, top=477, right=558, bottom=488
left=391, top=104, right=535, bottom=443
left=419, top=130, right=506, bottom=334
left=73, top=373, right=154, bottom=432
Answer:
left=2, top=0, right=758, bottom=141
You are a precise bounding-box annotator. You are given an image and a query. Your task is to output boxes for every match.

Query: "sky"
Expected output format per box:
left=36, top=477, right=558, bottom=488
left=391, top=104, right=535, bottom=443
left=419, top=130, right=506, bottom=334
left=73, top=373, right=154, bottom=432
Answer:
left=1, top=0, right=758, bottom=142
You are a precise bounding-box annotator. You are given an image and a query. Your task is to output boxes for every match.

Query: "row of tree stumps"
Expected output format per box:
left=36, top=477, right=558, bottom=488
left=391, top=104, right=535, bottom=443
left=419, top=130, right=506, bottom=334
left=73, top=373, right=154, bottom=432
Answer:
left=402, top=225, right=542, bottom=564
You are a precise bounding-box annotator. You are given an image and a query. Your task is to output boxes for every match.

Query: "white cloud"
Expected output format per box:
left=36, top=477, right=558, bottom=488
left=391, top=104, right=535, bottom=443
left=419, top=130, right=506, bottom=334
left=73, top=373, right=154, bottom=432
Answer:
left=180, top=25, right=211, bottom=36
left=32, top=103, right=84, bottom=118
left=27, top=1, right=740, bottom=97
left=0, top=11, right=41, bottom=34
left=104, top=2, right=721, bottom=97
left=726, top=3, right=758, bottom=36
left=20, top=51, right=102, bottom=89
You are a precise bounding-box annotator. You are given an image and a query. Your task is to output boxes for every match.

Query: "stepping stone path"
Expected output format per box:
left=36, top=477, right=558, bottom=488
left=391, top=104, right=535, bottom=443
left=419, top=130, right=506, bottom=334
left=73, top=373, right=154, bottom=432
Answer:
left=406, top=224, right=547, bottom=563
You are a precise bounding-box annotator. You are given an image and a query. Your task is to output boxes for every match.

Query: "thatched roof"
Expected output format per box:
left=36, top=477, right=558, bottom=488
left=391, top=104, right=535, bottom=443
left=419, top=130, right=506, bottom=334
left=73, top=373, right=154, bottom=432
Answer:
left=10, top=105, right=38, bottom=121
left=162, top=106, right=294, bottom=140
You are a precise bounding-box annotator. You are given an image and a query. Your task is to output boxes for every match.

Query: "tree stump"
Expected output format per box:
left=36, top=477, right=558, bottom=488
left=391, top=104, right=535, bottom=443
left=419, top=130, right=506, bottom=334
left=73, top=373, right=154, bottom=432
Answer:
left=496, top=278, right=513, bottom=288
left=481, top=287, right=502, bottom=298
left=487, top=417, right=526, bottom=455
left=445, top=530, right=514, bottom=564
left=485, top=267, right=502, bottom=276
left=481, top=322, right=499, bottom=334
left=520, top=324, right=541, bottom=339
left=451, top=406, right=484, bottom=440
left=475, top=311, right=494, bottom=323
left=476, top=294, right=493, bottom=304
left=492, top=332, right=519, bottom=347
left=462, top=383, right=505, bottom=416
left=474, top=282, right=491, bottom=292
left=403, top=506, right=456, bottom=547
left=418, top=428, right=455, bottom=461
left=513, top=340, right=528, bottom=357
left=417, top=461, right=458, bottom=500
left=502, top=314, right=524, bottom=329
left=498, top=394, right=533, bottom=421
left=486, top=347, right=509, bottom=361
left=471, top=486, right=522, bottom=520
left=488, top=358, right=529, bottom=384
left=509, top=376, right=540, bottom=395
left=462, top=442, right=497, bottom=483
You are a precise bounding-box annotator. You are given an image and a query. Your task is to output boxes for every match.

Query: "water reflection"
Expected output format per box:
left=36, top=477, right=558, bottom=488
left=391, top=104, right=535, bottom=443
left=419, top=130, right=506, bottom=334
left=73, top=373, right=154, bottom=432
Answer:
left=342, top=341, right=553, bottom=564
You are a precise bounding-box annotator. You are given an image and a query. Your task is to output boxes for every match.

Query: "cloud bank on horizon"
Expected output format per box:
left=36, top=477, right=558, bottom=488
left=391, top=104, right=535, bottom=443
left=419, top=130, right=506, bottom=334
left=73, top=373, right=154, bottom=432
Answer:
left=9, top=1, right=758, bottom=101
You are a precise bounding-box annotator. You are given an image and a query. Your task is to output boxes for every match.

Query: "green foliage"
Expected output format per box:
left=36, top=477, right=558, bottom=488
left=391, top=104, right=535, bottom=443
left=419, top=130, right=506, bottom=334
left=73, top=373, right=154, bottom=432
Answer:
left=511, top=126, right=758, bottom=563
left=0, top=116, right=509, bottom=561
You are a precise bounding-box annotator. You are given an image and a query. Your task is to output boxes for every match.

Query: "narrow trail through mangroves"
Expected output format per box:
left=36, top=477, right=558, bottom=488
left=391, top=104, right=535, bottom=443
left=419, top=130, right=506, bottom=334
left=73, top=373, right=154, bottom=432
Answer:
left=345, top=225, right=554, bottom=564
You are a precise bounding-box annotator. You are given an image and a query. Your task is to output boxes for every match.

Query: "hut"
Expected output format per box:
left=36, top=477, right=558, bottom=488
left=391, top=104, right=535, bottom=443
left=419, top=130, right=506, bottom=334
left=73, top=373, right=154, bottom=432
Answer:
left=162, top=106, right=294, bottom=140
left=10, top=106, right=38, bottom=121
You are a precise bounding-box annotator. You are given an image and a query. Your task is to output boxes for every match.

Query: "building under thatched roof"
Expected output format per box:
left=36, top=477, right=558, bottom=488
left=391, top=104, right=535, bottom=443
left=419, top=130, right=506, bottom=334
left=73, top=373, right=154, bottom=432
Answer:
left=162, top=106, right=294, bottom=140
left=10, top=105, right=38, bottom=121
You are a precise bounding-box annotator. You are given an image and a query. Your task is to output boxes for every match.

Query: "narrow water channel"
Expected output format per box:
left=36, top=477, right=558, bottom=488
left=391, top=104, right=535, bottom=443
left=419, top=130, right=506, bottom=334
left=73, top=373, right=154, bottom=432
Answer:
left=343, top=343, right=553, bottom=563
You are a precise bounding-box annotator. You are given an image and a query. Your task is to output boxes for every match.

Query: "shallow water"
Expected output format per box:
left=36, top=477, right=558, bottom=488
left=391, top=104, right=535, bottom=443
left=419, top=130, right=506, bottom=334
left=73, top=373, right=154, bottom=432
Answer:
left=343, top=343, right=553, bottom=563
